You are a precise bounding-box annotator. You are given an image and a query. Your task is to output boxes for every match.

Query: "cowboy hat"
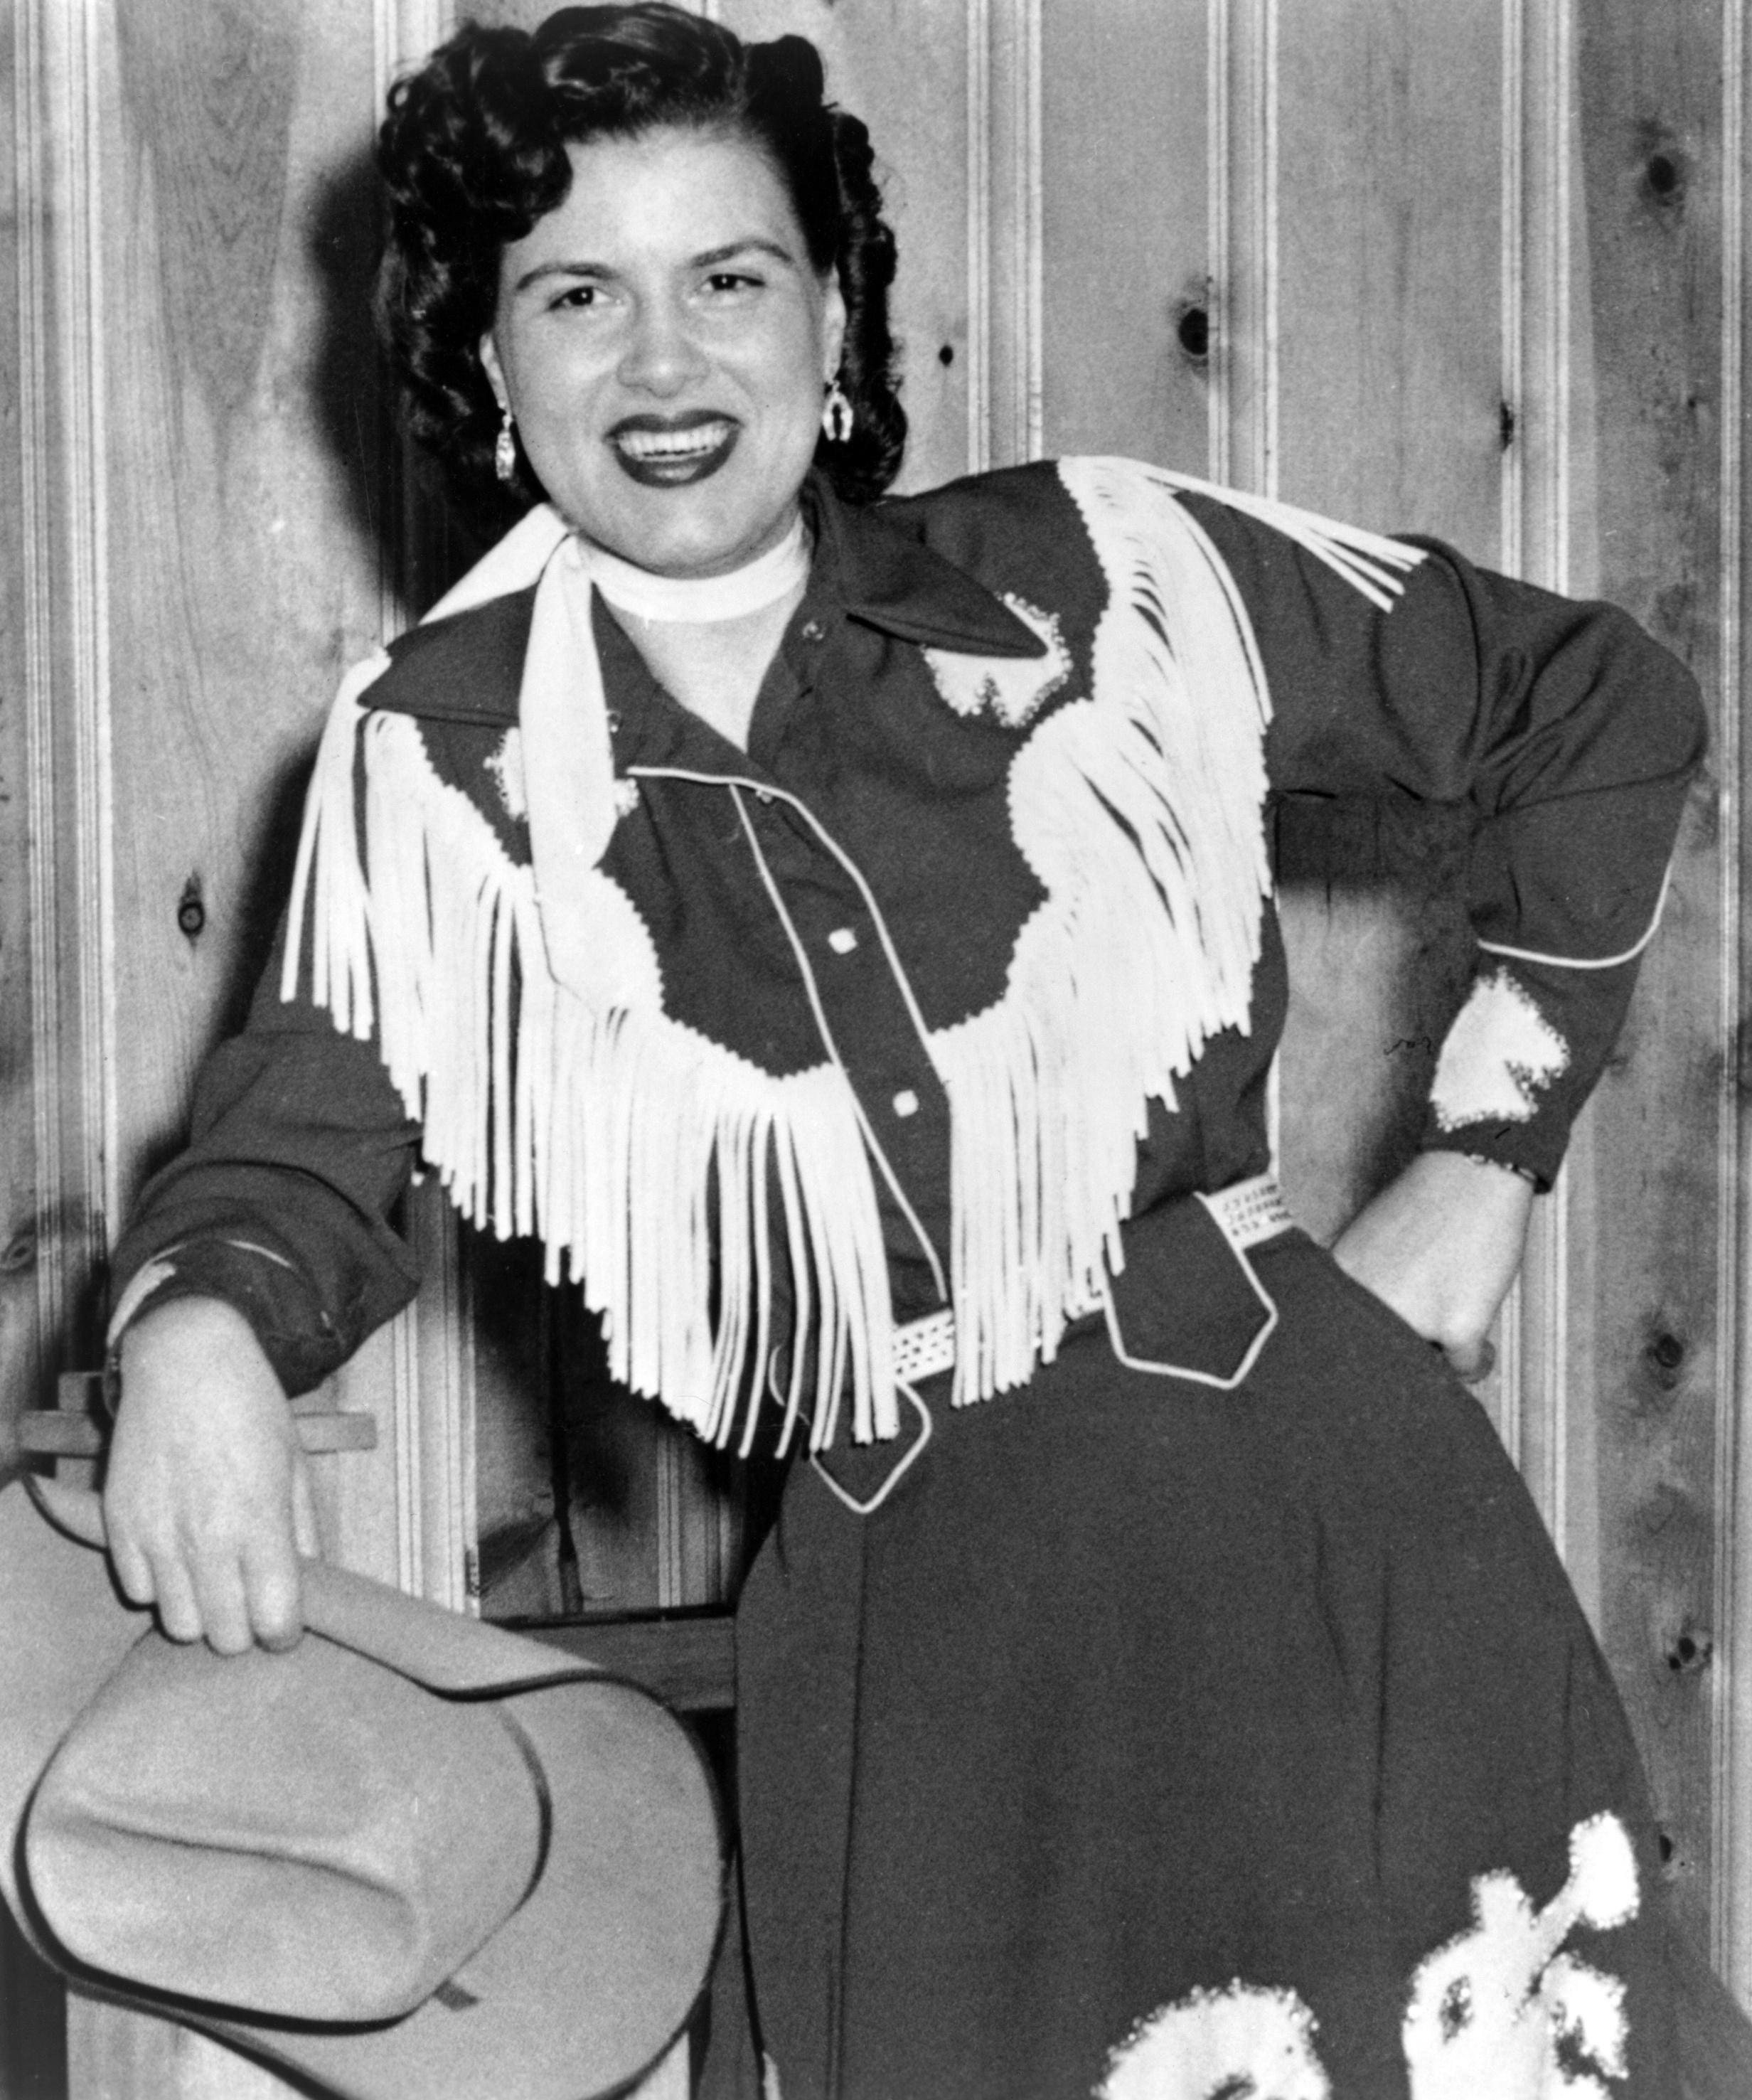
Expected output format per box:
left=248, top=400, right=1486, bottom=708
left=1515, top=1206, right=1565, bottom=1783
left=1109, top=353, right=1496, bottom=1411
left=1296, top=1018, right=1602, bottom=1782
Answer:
left=0, top=1476, right=722, bottom=2099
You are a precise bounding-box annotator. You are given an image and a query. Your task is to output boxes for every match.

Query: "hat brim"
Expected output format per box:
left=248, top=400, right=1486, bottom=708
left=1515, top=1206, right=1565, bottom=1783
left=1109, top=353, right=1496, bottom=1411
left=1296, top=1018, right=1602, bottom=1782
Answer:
left=0, top=1479, right=724, bottom=2100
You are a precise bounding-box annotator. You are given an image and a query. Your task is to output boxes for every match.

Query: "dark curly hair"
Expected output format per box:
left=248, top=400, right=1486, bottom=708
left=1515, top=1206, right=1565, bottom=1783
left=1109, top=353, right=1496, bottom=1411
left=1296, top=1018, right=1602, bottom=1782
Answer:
left=375, top=4, right=905, bottom=528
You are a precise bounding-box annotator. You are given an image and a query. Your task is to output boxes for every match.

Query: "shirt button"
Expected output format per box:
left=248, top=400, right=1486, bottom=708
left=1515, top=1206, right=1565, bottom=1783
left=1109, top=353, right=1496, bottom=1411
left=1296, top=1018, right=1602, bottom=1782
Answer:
left=801, top=619, right=826, bottom=642
left=892, top=1089, right=919, bottom=1119
left=827, top=927, right=858, bottom=954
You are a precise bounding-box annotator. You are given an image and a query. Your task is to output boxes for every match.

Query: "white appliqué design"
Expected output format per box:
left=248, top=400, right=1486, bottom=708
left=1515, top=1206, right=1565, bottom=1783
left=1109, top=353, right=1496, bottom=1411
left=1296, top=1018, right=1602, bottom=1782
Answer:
left=1098, top=1982, right=1330, bottom=2100
left=922, top=594, right=1072, bottom=728
left=1430, top=969, right=1570, bottom=1132
left=1094, top=1815, right=1636, bottom=2100
left=483, top=727, right=528, bottom=821
left=1402, top=1811, right=1639, bottom=2098
left=286, top=468, right=1423, bottom=1451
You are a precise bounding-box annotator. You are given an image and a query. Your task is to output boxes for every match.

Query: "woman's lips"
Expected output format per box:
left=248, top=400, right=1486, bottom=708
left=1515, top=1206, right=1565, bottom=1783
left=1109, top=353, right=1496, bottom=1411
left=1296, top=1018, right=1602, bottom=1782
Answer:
left=609, top=415, right=739, bottom=486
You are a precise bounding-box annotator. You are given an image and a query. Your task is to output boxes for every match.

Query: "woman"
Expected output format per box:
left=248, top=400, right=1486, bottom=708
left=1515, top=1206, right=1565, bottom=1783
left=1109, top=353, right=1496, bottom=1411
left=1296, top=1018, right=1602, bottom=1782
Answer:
left=102, top=7, right=1705, bottom=2096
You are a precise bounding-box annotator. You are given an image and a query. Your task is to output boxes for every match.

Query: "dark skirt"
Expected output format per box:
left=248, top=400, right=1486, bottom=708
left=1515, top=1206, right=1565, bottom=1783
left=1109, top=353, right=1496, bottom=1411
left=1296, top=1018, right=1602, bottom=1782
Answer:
left=722, top=1234, right=1675, bottom=2099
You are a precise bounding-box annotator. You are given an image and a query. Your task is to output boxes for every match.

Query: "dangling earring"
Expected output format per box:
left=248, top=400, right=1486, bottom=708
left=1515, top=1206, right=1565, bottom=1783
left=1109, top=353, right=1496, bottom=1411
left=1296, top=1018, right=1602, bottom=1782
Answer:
left=821, top=378, right=854, bottom=444
left=494, top=407, right=517, bottom=484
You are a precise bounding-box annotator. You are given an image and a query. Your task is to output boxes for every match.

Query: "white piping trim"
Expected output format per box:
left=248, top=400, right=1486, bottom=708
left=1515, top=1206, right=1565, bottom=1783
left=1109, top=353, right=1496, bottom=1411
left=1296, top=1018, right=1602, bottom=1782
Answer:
left=810, top=1382, right=934, bottom=1516
left=729, top=786, right=951, bottom=1313
left=1475, top=859, right=1672, bottom=970
left=104, top=1236, right=301, bottom=1348
left=637, top=765, right=946, bottom=1061
left=1097, top=1192, right=1280, bottom=1392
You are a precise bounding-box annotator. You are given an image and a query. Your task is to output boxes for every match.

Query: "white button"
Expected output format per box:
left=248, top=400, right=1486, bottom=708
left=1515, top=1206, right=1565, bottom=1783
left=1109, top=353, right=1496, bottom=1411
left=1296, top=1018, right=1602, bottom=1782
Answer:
left=892, top=1089, right=919, bottom=1118
left=828, top=927, right=858, bottom=954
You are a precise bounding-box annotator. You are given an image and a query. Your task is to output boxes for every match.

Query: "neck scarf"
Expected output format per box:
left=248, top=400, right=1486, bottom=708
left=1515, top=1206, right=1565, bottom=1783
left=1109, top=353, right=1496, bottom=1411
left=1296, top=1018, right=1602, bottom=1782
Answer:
left=588, top=515, right=809, bottom=624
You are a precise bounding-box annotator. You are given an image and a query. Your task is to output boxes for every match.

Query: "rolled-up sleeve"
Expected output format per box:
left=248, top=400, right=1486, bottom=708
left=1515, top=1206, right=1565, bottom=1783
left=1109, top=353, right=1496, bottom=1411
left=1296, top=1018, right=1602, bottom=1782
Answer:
left=107, top=920, right=423, bottom=1397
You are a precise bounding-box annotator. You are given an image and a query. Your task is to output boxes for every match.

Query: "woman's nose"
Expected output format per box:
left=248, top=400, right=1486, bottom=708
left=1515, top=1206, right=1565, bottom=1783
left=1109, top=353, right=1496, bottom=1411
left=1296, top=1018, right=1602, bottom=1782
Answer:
left=617, top=298, right=709, bottom=395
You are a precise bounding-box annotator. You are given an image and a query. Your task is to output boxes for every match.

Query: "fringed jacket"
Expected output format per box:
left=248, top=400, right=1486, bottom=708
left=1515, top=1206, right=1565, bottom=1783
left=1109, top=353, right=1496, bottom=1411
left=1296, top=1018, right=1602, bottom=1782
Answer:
left=109, top=460, right=1704, bottom=1454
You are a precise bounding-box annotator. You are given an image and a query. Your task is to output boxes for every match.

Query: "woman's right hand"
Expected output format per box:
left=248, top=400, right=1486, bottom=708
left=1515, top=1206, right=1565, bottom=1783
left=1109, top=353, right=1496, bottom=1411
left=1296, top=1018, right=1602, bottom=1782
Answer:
left=105, top=1296, right=318, bottom=1654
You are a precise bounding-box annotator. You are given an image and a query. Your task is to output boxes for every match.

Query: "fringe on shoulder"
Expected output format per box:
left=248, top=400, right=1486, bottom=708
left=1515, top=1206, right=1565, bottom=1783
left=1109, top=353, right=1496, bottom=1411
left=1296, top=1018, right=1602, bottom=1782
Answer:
left=283, top=463, right=1425, bottom=1446
left=282, top=649, right=896, bottom=1454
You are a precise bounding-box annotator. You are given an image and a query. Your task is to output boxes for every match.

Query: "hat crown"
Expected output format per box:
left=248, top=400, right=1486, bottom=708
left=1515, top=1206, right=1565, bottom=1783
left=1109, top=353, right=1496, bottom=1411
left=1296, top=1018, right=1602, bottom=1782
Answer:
left=27, top=1630, right=544, bottom=2022
left=0, top=1479, right=723, bottom=2100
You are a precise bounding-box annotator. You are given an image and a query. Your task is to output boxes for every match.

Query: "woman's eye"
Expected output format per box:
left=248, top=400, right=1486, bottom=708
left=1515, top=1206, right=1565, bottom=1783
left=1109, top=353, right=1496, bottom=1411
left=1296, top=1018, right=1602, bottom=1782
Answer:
left=550, top=282, right=605, bottom=312
left=703, top=272, right=762, bottom=297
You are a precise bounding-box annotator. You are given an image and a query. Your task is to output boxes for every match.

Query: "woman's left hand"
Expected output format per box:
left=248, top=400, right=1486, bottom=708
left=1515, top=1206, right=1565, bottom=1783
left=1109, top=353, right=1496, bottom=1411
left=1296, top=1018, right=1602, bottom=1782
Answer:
left=1328, top=1149, right=1535, bottom=1381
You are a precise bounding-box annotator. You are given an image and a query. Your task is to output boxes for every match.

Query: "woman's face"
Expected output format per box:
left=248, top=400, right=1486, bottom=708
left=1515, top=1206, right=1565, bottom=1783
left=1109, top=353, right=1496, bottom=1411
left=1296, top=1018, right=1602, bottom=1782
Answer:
left=481, top=127, right=845, bottom=578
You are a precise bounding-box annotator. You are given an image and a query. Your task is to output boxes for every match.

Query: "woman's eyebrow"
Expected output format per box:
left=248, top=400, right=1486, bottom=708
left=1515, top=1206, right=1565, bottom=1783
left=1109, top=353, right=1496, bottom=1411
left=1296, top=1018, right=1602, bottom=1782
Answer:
left=512, top=238, right=798, bottom=295
left=691, top=238, right=799, bottom=270
left=512, top=258, right=615, bottom=292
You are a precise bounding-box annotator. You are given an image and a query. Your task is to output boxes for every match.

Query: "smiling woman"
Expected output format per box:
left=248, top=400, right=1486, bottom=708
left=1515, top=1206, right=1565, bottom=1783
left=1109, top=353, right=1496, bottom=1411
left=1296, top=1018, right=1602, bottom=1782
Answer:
left=75, top=6, right=1714, bottom=2099
left=477, top=130, right=845, bottom=581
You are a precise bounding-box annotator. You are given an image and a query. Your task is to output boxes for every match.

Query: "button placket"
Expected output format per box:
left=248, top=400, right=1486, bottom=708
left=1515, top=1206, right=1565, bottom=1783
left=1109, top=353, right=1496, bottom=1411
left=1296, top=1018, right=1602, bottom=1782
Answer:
left=737, top=783, right=952, bottom=1297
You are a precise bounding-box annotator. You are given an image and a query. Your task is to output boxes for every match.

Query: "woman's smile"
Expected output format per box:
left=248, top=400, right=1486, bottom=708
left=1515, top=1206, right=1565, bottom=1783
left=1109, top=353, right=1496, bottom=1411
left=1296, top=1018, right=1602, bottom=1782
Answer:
left=481, top=128, right=845, bottom=578
left=609, top=410, right=740, bottom=484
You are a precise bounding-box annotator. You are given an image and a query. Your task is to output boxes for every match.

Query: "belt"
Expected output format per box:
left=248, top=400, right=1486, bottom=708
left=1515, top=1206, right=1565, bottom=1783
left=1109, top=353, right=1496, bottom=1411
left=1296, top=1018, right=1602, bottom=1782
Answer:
left=812, top=1172, right=1294, bottom=1517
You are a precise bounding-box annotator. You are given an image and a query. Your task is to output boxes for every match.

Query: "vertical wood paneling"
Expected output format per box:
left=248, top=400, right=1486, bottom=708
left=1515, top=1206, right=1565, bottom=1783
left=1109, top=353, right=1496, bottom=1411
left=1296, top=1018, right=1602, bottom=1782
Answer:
left=1574, top=0, right=1726, bottom=1955
left=2, top=0, right=70, bottom=2085
left=713, top=0, right=975, bottom=491
left=968, top=0, right=1041, bottom=467
left=58, top=1, right=426, bottom=2091
left=1496, top=0, right=1585, bottom=1575
left=1724, top=0, right=1752, bottom=2008
left=1276, top=0, right=1503, bottom=544
left=1209, top=0, right=1276, bottom=494
left=358, top=0, right=481, bottom=1624
left=1037, top=0, right=1207, bottom=471
left=22, top=15, right=117, bottom=2091
left=18, top=0, right=110, bottom=1384
left=1261, top=2, right=1498, bottom=1250
left=105, top=0, right=381, bottom=1214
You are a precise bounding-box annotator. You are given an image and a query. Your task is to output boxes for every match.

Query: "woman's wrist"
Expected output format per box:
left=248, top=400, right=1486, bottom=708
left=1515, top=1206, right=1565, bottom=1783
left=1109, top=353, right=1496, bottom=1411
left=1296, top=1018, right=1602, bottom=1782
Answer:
left=1452, top=1148, right=1542, bottom=1190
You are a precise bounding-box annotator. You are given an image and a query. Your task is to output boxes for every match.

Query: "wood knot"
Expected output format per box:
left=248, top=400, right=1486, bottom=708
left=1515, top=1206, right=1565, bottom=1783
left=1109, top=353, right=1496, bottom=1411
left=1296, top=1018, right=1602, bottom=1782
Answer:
left=1175, top=302, right=1210, bottom=363
left=1666, top=1626, right=1713, bottom=1675
left=1644, top=150, right=1686, bottom=206
left=1643, top=1327, right=1687, bottom=1391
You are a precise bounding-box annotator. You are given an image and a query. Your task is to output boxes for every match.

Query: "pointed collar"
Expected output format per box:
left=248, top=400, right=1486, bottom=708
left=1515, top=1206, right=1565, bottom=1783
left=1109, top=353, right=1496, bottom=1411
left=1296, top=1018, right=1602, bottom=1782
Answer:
left=365, top=474, right=1044, bottom=728
left=806, top=475, right=1046, bottom=659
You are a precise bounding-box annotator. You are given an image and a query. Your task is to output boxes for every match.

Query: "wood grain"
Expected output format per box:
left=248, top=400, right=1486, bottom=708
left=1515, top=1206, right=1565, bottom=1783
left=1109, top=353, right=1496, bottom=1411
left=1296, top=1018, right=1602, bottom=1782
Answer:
left=1262, top=0, right=1502, bottom=1266
left=1040, top=0, right=1209, bottom=471
left=64, top=2, right=407, bottom=2093
left=1571, top=0, right=1726, bottom=1955
left=1274, top=0, right=1505, bottom=548
left=105, top=0, right=387, bottom=1215
left=1, top=0, right=70, bottom=2088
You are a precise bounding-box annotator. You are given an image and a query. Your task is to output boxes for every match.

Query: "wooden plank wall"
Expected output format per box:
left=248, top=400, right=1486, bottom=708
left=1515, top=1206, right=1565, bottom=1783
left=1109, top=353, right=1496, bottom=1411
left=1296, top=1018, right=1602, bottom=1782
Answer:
left=3, top=2, right=1749, bottom=2094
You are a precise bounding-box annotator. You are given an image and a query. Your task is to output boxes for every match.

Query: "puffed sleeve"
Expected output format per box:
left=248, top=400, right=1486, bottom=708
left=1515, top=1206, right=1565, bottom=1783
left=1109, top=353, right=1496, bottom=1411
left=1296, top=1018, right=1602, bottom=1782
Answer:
left=1180, top=493, right=1706, bottom=1188
left=106, top=901, right=424, bottom=1400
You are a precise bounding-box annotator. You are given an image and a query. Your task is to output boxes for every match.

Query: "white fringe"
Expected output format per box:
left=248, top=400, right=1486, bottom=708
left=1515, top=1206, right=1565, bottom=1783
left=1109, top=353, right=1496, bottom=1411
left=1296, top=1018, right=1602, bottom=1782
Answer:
left=1138, top=462, right=1427, bottom=612
left=283, top=460, right=1424, bottom=1445
left=284, top=687, right=894, bottom=1450
left=930, top=459, right=1291, bottom=1402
